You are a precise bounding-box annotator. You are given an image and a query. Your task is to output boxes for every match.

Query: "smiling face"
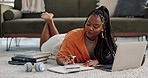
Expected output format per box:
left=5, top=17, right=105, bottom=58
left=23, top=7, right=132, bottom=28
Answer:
left=84, top=14, right=104, bottom=41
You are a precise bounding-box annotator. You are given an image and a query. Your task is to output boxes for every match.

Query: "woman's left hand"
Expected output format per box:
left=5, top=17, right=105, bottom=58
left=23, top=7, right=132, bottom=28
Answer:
left=83, top=59, right=99, bottom=67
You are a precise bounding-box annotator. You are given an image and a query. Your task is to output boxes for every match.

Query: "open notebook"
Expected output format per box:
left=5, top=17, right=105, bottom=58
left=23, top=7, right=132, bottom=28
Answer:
left=48, top=63, right=94, bottom=74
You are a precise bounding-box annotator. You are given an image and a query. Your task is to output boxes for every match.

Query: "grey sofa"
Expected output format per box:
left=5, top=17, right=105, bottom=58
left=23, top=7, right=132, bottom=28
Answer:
left=0, top=0, right=96, bottom=38
left=0, top=0, right=148, bottom=50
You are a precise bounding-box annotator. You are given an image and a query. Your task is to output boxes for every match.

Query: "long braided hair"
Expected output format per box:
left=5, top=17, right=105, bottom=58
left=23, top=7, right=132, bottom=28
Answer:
left=85, top=6, right=117, bottom=64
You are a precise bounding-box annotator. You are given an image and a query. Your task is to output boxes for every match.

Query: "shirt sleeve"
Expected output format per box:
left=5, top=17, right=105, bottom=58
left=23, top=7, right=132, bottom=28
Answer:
left=56, top=39, right=76, bottom=60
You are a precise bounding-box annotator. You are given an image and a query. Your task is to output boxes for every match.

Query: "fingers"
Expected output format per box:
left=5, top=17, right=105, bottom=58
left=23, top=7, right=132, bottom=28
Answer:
left=63, top=56, right=70, bottom=64
left=63, top=55, right=76, bottom=65
left=67, top=55, right=76, bottom=64
left=83, top=60, right=93, bottom=67
left=67, top=55, right=76, bottom=60
left=83, top=59, right=99, bottom=67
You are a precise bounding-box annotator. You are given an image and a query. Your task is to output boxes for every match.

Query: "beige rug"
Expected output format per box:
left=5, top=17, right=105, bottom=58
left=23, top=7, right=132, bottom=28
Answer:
left=0, top=51, right=148, bottom=78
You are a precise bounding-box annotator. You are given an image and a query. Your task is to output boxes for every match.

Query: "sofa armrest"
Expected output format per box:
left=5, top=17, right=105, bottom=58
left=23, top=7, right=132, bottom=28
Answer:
left=0, top=4, right=13, bottom=23
left=3, top=9, right=22, bottom=20
left=0, top=4, right=13, bottom=37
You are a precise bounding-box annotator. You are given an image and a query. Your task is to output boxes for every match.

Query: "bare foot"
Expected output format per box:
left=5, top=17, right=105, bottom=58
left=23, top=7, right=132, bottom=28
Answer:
left=41, top=12, right=54, bottom=21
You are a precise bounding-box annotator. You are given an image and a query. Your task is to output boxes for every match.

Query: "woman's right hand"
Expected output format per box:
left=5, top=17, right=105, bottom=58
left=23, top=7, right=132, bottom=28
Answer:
left=41, top=12, right=54, bottom=21
left=57, top=55, right=76, bottom=65
left=64, top=55, right=76, bottom=65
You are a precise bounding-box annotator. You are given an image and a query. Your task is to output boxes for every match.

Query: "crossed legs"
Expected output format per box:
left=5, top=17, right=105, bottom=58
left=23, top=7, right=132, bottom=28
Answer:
left=40, top=12, right=59, bottom=48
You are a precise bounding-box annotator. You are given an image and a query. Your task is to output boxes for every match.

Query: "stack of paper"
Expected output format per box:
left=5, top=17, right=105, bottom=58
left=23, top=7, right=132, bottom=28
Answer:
left=48, top=64, right=94, bottom=74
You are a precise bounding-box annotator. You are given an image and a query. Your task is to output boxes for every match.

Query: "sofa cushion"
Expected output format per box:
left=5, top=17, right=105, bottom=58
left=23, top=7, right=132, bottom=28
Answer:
left=14, top=0, right=41, bottom=18
left=3, top=9, right=22, bottom=20
left=96, top=0, right=99, bottom=9
left=99, top=0, right=118, bottom=16
left=2, top=18, right=45, bottom=34
left=99, top=0, right=147, bottom=17
left=53, top=18, right=86, bottom=33
left=144, top=8, right=148, bottom=18
left=14, top=0, right=79, bottom=18
left=2, top=18, right=86, bottom=36
left=14, top=0, right=21, bottom=10
left=44, top=0, right=78, bottom=17
left=79, top=0, right=96, bottom=17
left=111, top=17, right=148, bottom=33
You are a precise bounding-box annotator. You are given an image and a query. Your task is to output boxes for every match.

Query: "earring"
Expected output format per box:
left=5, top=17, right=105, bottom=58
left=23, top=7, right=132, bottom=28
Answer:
left=102, top=32, right=104, bottom=38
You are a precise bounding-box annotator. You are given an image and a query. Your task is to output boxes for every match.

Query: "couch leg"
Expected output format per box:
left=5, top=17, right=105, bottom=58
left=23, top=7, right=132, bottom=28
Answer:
left=15, top=38, right=21, bottom=47
left=138, top=36, right=147, bottom=42
left=6, top=38, right=21, bottom=51
left=6, top=38, right=13, bottom=51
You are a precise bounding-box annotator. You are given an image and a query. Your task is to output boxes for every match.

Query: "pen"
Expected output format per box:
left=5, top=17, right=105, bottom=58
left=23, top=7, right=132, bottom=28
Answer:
left=66, top=67, right=80, bottom=69
left=68, top=56, right=76, bottom=59
left=72, top=56, right=76, bottom=59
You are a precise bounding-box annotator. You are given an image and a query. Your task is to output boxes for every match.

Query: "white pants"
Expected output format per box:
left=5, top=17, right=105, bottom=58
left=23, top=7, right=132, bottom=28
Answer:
left=41, top=34, right=66, bottom=55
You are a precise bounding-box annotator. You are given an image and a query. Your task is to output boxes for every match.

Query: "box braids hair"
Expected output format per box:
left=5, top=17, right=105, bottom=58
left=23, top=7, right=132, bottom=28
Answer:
left=85, top=6, right=117, bottom=64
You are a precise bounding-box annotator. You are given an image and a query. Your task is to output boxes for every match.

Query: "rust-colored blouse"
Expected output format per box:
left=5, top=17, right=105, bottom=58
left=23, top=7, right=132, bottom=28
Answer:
left=56, top=28, right=91, bottom=63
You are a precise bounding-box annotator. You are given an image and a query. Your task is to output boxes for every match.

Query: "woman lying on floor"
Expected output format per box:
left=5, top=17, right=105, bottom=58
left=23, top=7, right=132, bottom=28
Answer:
left=40, top=6, right=117, bottom=66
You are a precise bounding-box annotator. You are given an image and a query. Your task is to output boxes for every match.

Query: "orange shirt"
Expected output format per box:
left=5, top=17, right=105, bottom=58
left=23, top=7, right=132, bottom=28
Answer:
left=56, top=28, right=91, bottom=63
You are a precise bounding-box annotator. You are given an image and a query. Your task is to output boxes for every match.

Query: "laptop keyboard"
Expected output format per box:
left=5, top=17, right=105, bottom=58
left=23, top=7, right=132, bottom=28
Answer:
left=94, top=64, right=112, bottom=71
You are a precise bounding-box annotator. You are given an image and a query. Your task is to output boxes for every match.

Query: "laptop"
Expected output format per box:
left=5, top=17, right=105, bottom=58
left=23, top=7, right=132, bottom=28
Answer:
left=95, top=41, right=147, bottom=72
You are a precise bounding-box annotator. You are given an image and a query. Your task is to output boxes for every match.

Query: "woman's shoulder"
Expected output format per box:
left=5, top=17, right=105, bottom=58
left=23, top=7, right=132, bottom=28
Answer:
left=64, top=28, right=84, bottom=41
left=69, top=28, right=84, bottom=34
